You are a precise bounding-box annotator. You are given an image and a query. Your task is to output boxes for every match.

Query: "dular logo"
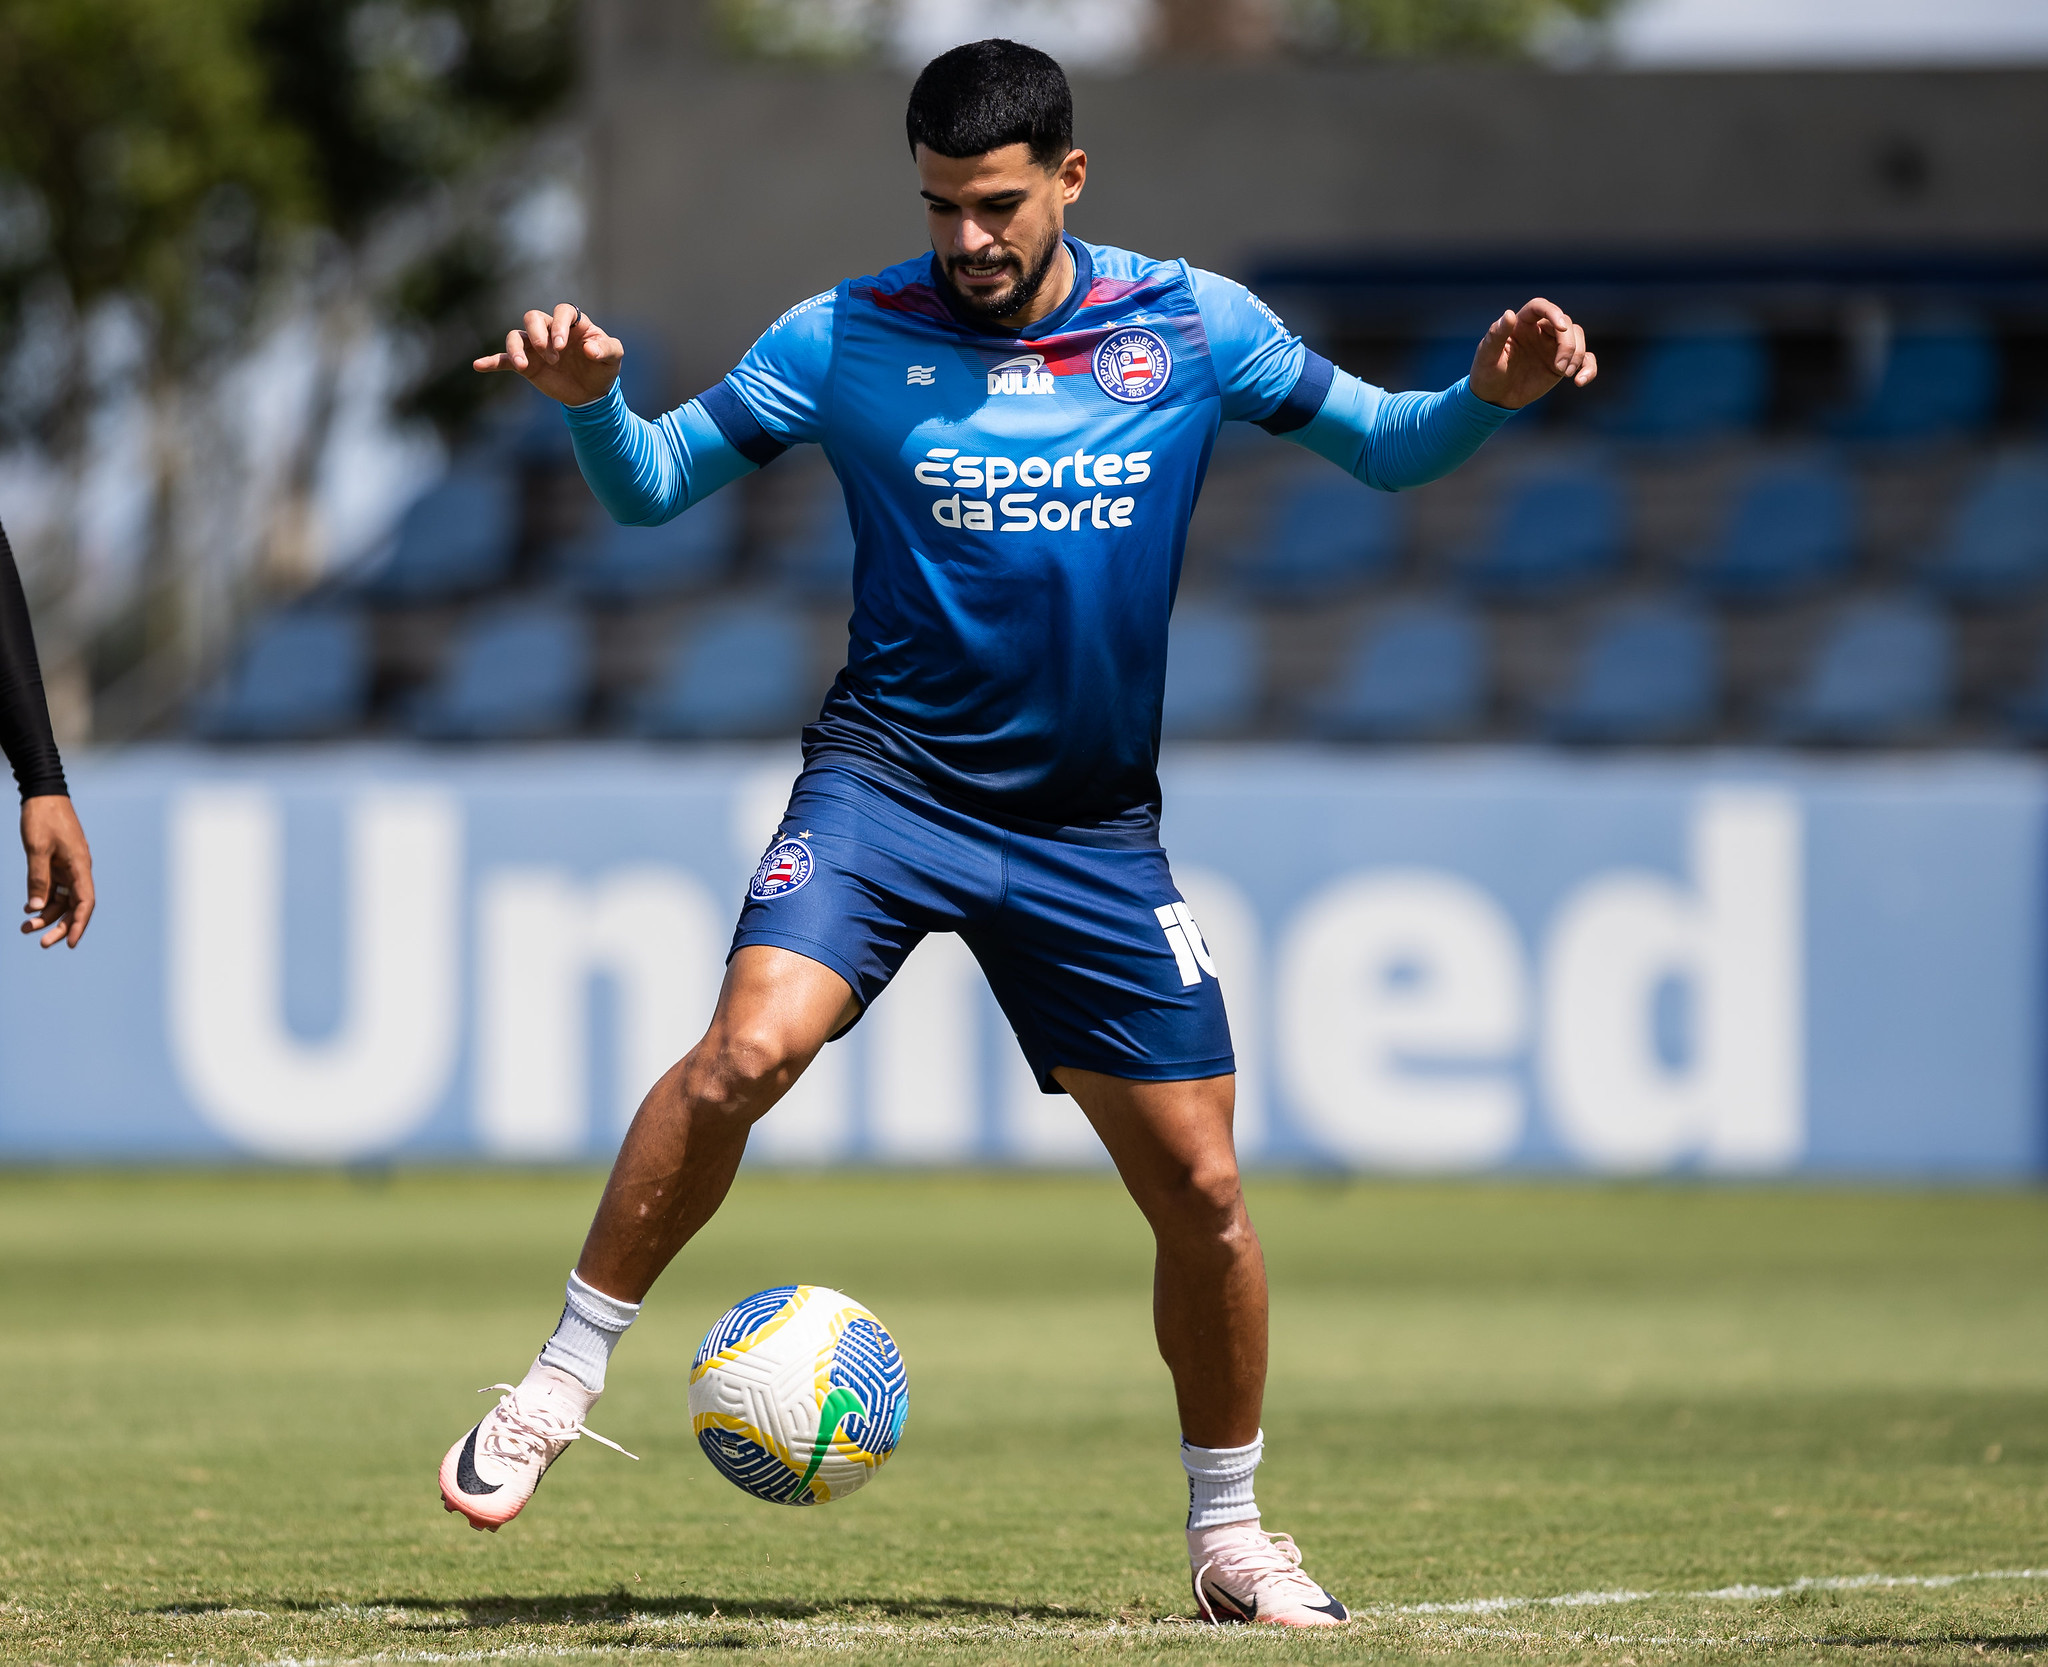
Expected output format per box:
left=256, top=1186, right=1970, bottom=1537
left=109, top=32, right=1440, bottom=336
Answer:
left=987, top=352, right=1053, bottom=396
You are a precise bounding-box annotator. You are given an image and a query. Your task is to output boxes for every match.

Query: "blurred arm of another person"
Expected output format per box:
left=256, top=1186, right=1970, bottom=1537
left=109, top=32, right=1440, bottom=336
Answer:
left=0, top=520, right=94, bottom=948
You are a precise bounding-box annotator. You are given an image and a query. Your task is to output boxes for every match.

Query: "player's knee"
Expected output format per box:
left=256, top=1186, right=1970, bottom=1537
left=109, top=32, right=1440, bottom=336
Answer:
left=682, top=1028, right=807, bottom=1125
left=1151, top=1158, right=1250, bottom=1255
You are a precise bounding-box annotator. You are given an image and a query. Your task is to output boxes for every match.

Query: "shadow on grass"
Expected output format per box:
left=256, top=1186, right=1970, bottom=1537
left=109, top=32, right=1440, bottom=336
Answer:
left=146, top=1592, right=1124, bottom=1628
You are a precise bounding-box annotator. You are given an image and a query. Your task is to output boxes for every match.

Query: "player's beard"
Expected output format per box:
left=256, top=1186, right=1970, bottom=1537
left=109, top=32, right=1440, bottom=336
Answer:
left=944, top=230, right=1064, bottom=324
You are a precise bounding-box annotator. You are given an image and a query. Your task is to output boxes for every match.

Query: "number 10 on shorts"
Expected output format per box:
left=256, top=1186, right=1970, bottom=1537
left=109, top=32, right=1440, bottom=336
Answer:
left=1154, top=902, right=1218, bottom=987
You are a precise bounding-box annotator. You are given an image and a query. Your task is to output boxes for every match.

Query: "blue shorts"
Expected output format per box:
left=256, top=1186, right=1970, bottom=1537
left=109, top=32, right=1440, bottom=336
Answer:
left=732, top=764, right=1234, bottom=1092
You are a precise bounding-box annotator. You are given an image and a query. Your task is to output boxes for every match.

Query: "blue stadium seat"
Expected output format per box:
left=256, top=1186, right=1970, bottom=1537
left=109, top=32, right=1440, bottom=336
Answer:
left=191, top=611, right=371, bottom=740
left=1161, top=604, right=1261, bottom=738
left=1305, top=603, right=1487, bottom=740
left=773, top=490, right=857, bottom=602
left=1999, top=636, right=2048, bottom=744
left=610, top=326, right=673, bottom=417
left=1459, top=467, right=1624, bottom=603
left=1594, top=313, right=1768, bottom=442
left=484, top=324, right=674, bottom=460
left=1686, top=460, right=1857, bottom=606
left=1544, top=601, right=1719, bottom=743
left=1829, top=314, right=2000, bottom=443
left=634, top=604, right=817, bottom=739
left=408, top=602, right=590, bottom=740
left=494, top=385, right=576, bottom=468
left=1404, top=315, right=1540, bottom=428
left=1228, top=479, right=1404, bottom=603
left=361, top=469, right=519, bottom=603
left=1770, top=597, right=1952, bottom=745
left=1919, top=458, right=2048, bottom=607
left=1404, top=325, right=1485, bottom=398
left=559, top=493, right=738, bottom=603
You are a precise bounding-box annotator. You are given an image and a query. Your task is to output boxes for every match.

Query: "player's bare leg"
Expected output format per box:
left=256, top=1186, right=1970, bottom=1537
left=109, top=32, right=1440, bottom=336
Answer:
left=578, top=946, right=861, bottom=1301
left=1061, top=1067, right=1347, bottom=1626
left=439, top=946, right=856, bottom=1529
left=1058, top=1068, right=1264, bottom=1447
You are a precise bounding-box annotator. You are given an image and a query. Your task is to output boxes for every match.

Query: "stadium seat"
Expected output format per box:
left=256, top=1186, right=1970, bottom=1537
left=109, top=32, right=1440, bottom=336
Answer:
left=1685, top=459, right=1857, bottom=606
left=1918, top=458, right=2048, bottom=607
left=559, top=493, right=739, bottom=603
left=773, top=490, right=857, bottom=602
left=492, top=385, right=576, bottom=468
left=1161, top=603, right=1261, bottom=738
left=634, top=604, right=818, bottom=739
left=1829, top=314, right=2001, bottom=443
left=1999, top=634, right=2048, bottom=744
left=1228, top=479, right=1404, bottom=603
left=481, top=326, right=676, bottom=463
left=1403, top=315, right=1542, bottom=429
left=1593, top=312, right=1769, bottom=442
left=408, top=602, right=591, bottom=740
left=1770, top=597, right=1952, bottom=745
left=1458, top=467, right=1625, bottom=604
left=1543, top=600, right=1719, bottom=743
left=1304, top=602, right=1487, bottom=740
left=191, top=611, right=371, bottom=740
left=610, top=325, right=674, bottom=418
left=361, top=469, right=519, bottom=603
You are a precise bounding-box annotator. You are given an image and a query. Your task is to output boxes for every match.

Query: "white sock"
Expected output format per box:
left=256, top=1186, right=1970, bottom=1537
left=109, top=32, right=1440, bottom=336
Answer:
left=1182, top=1430, right=1262, bottom=1530
left=536, top=1271, right=641, bottom=1393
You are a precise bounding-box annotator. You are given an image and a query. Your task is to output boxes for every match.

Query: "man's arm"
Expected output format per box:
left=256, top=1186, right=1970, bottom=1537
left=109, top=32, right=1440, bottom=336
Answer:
left=477, top=295, right=836, bottom=525
left=1285, top=375, right=1512, bottom=492
left=561, top=384, right=757, bottom=526
left=0, top=521, right=95, bottom=948
left=1192, top=273, right=1596, bottom=491
left=1290, top=298, right=1595, bottom=490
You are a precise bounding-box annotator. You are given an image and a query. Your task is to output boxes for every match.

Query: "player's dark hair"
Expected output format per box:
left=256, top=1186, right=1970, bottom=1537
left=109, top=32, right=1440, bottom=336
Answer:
left=906, top=39, right=1073, bottom=170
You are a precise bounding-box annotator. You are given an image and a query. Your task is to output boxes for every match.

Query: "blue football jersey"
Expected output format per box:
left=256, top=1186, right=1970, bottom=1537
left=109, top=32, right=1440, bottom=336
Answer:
left=565, top=235, right=1511, bottom=837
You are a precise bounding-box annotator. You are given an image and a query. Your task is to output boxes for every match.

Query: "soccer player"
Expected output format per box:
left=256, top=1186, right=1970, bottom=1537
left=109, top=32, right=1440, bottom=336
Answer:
left=445, top=39, right=1594, bottom=1626
left=0, top=518, right=94, bottom=951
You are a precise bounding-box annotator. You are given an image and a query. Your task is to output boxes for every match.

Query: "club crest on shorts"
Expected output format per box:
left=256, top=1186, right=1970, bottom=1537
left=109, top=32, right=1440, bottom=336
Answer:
left=1093, top=327, right=1172, bottom=404
left=750, top=837, right=814, bottom=901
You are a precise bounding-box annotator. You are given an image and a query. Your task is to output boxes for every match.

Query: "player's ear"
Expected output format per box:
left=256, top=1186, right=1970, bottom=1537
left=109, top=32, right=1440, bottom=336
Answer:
left=1057, top=148, right=1087, bottom=204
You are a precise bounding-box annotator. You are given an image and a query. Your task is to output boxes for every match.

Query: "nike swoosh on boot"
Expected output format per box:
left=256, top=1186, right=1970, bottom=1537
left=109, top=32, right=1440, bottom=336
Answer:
left=454, top=1427, right=500, bottom=1496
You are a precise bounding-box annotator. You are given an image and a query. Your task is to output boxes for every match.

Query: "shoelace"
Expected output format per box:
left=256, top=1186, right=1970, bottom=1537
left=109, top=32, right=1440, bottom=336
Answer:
left=477, top=1383, right=639, bottom=1465
left=1193, top=1530, right=1325, bottom=1623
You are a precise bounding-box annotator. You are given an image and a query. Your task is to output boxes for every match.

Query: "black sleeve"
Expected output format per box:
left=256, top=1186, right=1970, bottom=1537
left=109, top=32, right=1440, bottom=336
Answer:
left=0, top=519, right=69, bottom=802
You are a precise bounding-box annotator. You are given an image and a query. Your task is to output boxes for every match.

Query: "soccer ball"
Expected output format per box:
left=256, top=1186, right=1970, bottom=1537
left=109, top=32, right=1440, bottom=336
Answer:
left=688, top=1285, right=908, bottom=1505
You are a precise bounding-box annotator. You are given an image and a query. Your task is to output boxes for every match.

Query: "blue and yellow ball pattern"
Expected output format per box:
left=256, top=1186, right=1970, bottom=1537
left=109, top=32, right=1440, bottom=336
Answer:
left=688, top=1285, right=908, bottom=1505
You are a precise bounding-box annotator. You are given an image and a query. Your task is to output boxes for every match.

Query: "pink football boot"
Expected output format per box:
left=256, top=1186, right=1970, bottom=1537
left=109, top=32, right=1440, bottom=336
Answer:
left=1189, top=1521, right=1349, bottom=1626
left=438, top=1366, right=635, bottom=1531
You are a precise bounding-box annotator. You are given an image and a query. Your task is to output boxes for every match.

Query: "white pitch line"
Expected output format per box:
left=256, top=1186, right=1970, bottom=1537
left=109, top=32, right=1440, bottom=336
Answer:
left=126, top=1566, right=2048, bottom=1666
left=1376, top=1566, right=2048, bottom=1617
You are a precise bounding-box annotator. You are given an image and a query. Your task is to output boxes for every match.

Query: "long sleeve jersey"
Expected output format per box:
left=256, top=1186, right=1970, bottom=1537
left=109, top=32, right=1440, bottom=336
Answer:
left=0, top=519, right=67, bottom=802
left=567, top=236, right=1511, bottom=839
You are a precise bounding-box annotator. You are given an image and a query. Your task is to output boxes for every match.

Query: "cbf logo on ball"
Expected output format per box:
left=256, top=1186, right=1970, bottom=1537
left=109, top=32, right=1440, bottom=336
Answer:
left=1094, top=327, right=1172, bottom=404
left=750, top=837, right=813, bottom=901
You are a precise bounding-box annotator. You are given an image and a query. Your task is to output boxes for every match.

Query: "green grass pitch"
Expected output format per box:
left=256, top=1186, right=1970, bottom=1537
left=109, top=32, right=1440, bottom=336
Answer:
left=3, top=1169, right=2044, bottom=1664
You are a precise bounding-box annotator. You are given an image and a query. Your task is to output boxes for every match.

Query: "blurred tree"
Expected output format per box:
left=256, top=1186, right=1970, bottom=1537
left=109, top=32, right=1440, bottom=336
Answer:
left=712, top=0, right=885, bottom=61
left=0, top=0, right=310, bottom=442
left=0, top=0, right=577, bottom=733
left=710, top=0, right=1624, bottom=61
left=1292, top=0, right=1624, bottom=56
left=251, top=0, right=580, bottom=431
left=1156, top=0, right=1283, bottom=56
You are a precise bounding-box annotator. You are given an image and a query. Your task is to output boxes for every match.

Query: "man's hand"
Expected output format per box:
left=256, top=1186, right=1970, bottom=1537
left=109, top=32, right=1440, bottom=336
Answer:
left=21, top=794, right=94, bottom=949
left=1468, top=298, right=1598, bottom=410
left=473, top=303, right=625, bottom=407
